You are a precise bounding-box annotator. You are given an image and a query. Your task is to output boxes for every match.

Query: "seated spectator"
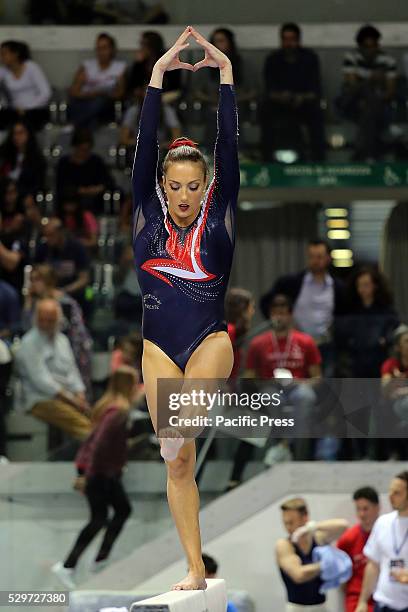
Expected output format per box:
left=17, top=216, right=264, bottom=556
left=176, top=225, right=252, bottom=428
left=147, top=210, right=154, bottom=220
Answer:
left=225, top=287, right=255, bottom=380
left=0, top=208, right=27, bottom=293
left=261, top=240, right=345, bottom=376
left=0, top=121, right=46, bottom=198
left=122, top=31, right=182, bottom=145
left=261, top=23, right=325, bottom=162
left=337, top=25, right=397, bottom=161
left=194, top=28, right=254, bottom=149
left=0, top=41, right=51, bottom=131
left=0, top=279, right=21, bottom=337
left=68, top=33, right=126, bottom=129
left=23, top=264, right=93, bottom=400
left=34, top=218, right=90, bottom=313
left=0, top=178, right=24, bottom=235
left=119, top=86, right=181, bottom=147
left=381, top=325, right=408, bottom=459
left=337, top=266, right=399, bottom=378
left=56, top=127, right=115, bottom=214
left=248, top=293, right=321, bottom=461
left=22, top=196, right=44, bottom=261
left=15, top=298, right=91, bottom=441
left=111, top=331, right=143, bottom=374
left=59, top=191, right=98, bottom=250
left=114, top=245, right=142, bottom=323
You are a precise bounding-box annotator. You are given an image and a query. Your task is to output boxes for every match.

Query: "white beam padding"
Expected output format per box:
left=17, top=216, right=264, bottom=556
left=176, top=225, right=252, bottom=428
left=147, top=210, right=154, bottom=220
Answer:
left=129, top=579, right=227, bottom=612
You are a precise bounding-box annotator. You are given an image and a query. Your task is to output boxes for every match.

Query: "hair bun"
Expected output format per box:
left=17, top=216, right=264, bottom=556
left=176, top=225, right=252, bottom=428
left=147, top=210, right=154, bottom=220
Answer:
left=169, top=138, right=199, bottom=150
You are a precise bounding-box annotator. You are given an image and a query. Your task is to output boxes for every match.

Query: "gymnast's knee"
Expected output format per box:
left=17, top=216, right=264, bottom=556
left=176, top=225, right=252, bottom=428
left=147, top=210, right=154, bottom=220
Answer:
left=166, top=452, right=194, bottom=482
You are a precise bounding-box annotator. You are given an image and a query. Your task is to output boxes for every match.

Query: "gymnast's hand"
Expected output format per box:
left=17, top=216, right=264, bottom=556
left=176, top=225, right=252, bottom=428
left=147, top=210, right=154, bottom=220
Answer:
left=154, top=27, right=194, bottom=73
left=190, top=26, right=232, bottom=71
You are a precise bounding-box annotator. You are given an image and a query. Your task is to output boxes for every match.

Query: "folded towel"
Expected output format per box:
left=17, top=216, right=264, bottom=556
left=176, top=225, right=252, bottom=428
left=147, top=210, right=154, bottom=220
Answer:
left=312, top=545, right=352, bottom=593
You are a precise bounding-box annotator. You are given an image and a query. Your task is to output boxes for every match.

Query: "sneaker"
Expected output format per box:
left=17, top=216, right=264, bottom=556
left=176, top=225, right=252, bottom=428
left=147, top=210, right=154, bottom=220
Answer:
left=51, top=561, right=76, bottom=590
left=264, top=443, right=292, bottom=467
left=89, top=559, right=109, bottom=573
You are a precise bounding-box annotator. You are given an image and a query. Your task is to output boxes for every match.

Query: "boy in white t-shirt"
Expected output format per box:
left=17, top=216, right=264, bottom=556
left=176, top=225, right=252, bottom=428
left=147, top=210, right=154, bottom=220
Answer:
left=357, top=471, right=408, bottom=612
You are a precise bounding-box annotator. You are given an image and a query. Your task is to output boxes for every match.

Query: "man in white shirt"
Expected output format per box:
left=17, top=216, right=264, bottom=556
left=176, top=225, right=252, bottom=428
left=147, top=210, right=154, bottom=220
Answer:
left=16, top=298, right=91, bottom=441
left=357, top=471, right=408, bottom=612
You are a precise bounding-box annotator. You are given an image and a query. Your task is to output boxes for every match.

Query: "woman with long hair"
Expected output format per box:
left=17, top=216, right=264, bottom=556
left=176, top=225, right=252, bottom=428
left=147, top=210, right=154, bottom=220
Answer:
left=0, top=121, right=46, bottom=197
left=52, top=366, right=139, bottom=588
left=132, top=26, right=239, bottom=590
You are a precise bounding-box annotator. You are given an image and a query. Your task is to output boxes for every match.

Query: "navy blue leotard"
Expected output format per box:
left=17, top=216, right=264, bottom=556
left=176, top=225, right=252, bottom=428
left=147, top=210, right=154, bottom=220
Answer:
left=131, top=84, right=239, bottom=371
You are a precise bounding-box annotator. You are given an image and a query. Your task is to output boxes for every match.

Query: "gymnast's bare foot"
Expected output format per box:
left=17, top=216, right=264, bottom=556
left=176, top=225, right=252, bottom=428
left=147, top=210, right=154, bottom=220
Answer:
left=171, top=571, right=207, bottom=591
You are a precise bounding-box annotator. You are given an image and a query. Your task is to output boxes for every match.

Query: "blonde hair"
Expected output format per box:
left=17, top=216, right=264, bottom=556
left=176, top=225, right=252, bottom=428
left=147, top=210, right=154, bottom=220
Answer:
left=280, top=497, right=309, bottom=516
left=91, top=366, right=138, bottom=425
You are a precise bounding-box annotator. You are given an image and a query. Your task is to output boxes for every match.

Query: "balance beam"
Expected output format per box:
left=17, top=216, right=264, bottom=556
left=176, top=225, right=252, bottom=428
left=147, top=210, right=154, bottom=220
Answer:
left=130, top=578, right=227, bottom=612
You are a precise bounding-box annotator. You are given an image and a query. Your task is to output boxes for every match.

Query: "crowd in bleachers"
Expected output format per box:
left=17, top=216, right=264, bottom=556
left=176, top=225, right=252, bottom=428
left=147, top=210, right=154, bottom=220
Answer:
left=0, top=25, right=407, bottom=464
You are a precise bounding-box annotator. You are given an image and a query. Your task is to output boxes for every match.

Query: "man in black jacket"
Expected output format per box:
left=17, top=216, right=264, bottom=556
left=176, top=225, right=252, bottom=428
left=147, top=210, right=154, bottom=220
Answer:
left=260, top=240, right=345, bottom=376
left=261, top=22, right=325, bottom=162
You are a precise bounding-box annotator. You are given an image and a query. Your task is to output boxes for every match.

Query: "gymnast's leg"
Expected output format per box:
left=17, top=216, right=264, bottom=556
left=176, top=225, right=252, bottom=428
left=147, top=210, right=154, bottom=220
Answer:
left=167, top=331, right=233, bottom=590
left=142, top=332, right=233, bottom=590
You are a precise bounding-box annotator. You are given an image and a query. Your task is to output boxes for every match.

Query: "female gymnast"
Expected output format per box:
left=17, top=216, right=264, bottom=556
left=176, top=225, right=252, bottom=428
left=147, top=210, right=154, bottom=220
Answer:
left=132, top=26, right=239, bottom=590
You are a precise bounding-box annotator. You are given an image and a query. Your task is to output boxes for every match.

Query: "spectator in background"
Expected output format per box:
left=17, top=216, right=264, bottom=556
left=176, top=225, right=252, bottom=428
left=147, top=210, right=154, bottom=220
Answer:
left=122, top=31, right=182, bottom=145
left=276, top=497, right=349, bottom=611
left=15, top=299, right=91, bottom=441
left=381, top=325, right=408, bottom=460
left=0, top=121, right=46, bottom=198
left=337, top=25, right=397, bottom=161
left=202, top=554, right=238, bottom=612
left=356, top=471, right=408, bottom=612
left=23, top=264, right=93, bottom=400
left=248, top=294, right=321, bottom=462
left=68, top=33, right=126, bottom=129
left=338, top=267, right=399, bottom=378
left=52, top=366, right=138, bottom=588
left=56, top=127, right=114, bottom=214
left=261, top=240, right=345, bottom=376
left=0, top=208, right=27, bottom=293
left=0, top=279, right=20, bottom=337
left=225, top=287, right=255, bottom=380
left=119, top=86, right=181, bottom=147
left=0, top=178, right=24, bottom=235
left=261, top=23, right=325, bottom=162
left=194, top=28, right=254, bottom=149
left=59, top=191, right=98, bottom=250
left=111, top=331, right=143, bottom=374
left=35, top=218, right=90, bottom=313
left=337, top=486, right=380, bottom=612
left=114, top=244, right=142, bottom=324
left=127, top=31, right=181, bottom=101
left=22, top=196, right=44, bottom=261
left=0, top=41, right=51, bottom=131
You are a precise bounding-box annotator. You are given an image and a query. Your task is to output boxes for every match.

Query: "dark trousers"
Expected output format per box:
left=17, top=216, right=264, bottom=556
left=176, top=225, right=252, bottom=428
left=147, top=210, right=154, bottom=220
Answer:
left=0, top=107, right=49, bottom=131
left=261, top=99, right=325, bottom=162
left=64, top=474, right=132, bottom=568
left=337, top=83, right=389, bottom=159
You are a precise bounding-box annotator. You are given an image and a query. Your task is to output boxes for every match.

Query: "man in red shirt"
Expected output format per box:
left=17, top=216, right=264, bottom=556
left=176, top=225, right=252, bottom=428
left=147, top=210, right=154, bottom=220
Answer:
left=337, top=486, right=380, bottom=612
left=246, top=293, right=321, bottom=460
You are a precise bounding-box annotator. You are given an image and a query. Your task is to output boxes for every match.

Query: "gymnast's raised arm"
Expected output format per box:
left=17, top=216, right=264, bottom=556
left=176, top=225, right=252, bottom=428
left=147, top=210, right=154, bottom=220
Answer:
left=131, top=28, right=193, bottom=208
left=190, top=27, right=240, bottom=207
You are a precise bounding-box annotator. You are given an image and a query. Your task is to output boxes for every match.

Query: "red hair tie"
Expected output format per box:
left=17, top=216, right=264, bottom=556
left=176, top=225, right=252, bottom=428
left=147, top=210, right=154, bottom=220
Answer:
left=169, top=138, right=199, bottom=150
